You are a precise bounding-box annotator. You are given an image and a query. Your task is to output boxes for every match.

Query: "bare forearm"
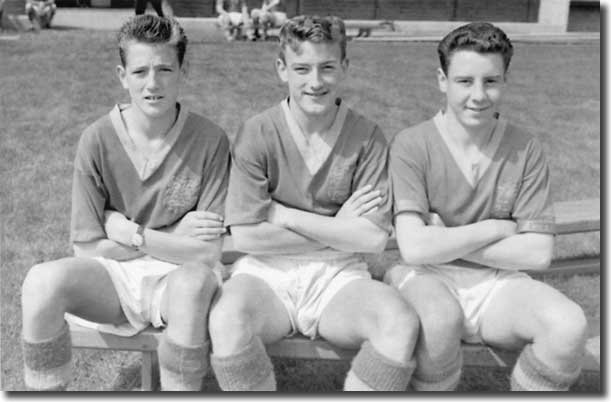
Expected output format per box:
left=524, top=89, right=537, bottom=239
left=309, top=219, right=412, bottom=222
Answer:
left=231, top=222, right=327, bottom=254
left=73, top=239, right=144, bottom=261
left=397, top=220, right=512, bottom=265
left=139, top=229, right=222, bottom=265
left=463, top=233, right=554, bottom=271
left=283, top=209, right=388, bottom=253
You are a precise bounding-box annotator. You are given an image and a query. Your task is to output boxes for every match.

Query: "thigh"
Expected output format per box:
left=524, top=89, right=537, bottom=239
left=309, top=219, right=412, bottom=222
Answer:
left=22, top=257, right=125, bottom=336
left=479, top=275, right=573, bottom=349
left=59, top=258, right=126, bottom=323
left=400, top=272, right=461, bottom=318
left=317, top=279, right=410, bottom=348
left=215, top=273, right=291, bottom=344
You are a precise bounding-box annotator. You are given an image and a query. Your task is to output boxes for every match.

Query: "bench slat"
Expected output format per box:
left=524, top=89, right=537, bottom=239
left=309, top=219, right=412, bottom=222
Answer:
left=553, top=198, right=600, bottom=234
left=70, top=322, right=599, bottom=372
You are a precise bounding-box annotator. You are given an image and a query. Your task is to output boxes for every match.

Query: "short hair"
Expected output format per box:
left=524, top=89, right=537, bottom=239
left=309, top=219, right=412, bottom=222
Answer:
left=278, top=15, right=347, bottom=62
left=117, top=14, right=188, bottom=67
left=437, top=22, right=513, bottom=75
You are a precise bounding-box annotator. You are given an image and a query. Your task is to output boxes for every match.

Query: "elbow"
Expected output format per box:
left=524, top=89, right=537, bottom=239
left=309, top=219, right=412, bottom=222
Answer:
left=363, top=231, right=388, bottom=253
left=523, top=235, right=554, bottom=271
left=525, top=248, right=553, bottom=271
left=397, top=238, right=429, bottom=265
left=73, top=242, right=94, bottom=258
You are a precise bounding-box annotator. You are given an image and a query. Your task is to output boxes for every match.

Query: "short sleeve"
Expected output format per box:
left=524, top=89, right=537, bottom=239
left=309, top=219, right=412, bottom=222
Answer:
left=224, top=121, right=272, bottom=227
left=513, top=139, right=555, bottom=234
left=70, top=133, right=108, bottom=243
left=196, top=132, right=231, bottom=217
left=389, top=129, right=429, bottom=218
left=352, top=126, right=393, bottom=233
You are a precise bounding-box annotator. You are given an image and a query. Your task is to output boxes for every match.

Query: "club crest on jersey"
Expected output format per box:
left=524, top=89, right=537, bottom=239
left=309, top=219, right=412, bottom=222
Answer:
left=490, top=182, right=518, bottom=219
left=164, top=171, right=201, bottom=216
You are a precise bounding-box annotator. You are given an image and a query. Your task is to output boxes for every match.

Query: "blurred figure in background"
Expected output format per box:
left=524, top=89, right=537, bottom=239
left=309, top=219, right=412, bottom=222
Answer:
left=250, top=0, right=287, bottom=40
left=25, top=0, right=56, bottom=30
left=216, top=0, right=251, bottom=41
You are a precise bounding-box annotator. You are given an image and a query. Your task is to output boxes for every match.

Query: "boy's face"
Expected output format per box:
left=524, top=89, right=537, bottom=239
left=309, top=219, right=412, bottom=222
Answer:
left=276, top=40, right=348, bottom=119
left=117, top=41, right=186, bottom=120
left=438, top=50, right=506, bottom=129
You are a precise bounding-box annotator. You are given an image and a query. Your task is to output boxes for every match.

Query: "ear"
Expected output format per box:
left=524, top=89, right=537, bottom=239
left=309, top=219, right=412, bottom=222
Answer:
left=436, top=67, right=447, bottom=94
left=116, top=65, right=128, bottom=90
left=275, top=58, right=288, bottom=83
left=180, top=59, right=190, bottom=78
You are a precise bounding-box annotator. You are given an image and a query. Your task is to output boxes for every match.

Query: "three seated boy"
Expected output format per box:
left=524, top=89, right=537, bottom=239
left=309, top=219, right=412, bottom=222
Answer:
left=21, top=13, right=587, bottom=392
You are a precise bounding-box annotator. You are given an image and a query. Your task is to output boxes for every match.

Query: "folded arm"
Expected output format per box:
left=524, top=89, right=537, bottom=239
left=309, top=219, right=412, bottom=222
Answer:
left=269, top=186, right=388, bottom=253
left=230, top=221, right=327, bottom=254
left=73, top=239, right=144, bottom=261
left=394, top=212, right=516, bottom=265
left=101, top=210, right=224, bottom=266
left=463, top=231, right=554, bottom=271
left=271, top=204, right=388, bottom=253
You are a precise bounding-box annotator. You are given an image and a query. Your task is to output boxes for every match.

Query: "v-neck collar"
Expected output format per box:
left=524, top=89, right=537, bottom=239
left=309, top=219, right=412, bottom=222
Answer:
left=433, top=110, right=506, bottom=188
left=110, top=103, right=188, bottom=181
left=281, top=98, right=348, bottom=176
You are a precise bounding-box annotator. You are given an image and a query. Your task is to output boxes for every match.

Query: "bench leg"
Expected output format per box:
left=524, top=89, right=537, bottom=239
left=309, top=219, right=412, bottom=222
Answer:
left=140, top=351, right=158, bottom=391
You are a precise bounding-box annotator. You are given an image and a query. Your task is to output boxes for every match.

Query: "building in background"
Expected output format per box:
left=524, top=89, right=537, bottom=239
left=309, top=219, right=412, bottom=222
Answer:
left=2, top=0, right=600, bottom=33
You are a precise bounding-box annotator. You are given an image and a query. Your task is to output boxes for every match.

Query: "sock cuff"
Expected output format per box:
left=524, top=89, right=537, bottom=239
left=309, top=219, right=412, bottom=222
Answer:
left=350, top=340, right=416, bottom=391
left=210, top=337, right=274, bottom=391
left=513, top=344, right=582, bottom=391
left=157, top=336, right=209, bottom=373
left=23, top=322, right=71, bottom=371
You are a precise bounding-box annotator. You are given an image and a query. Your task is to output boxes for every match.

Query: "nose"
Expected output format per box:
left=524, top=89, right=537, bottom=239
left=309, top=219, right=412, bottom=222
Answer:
left=146, top=70, right=160, bottom=89
left=309, top=67, right=324, bottom=89
left=471, top=81, right=487, bottom=102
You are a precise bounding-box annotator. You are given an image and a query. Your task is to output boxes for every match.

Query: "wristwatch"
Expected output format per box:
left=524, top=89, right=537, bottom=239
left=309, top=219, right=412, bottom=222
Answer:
left=131, top=224, right=145, bottom=249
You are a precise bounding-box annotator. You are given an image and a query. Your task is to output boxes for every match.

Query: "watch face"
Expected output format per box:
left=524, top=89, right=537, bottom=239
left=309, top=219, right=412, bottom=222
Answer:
left=132, top=233, right=144, bottom=248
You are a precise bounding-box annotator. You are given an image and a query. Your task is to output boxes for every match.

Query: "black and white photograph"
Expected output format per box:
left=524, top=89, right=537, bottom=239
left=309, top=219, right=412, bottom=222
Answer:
left=0, top=0, right=602, bottom=392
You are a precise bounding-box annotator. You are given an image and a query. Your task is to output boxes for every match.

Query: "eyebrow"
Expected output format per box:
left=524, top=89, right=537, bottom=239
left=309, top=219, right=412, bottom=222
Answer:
left=452, top=74, right=503, bottom=79
left=290, top=60, right=339, bottom=67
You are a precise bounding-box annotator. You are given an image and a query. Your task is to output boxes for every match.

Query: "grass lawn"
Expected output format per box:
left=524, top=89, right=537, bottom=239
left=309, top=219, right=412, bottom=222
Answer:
left=0, top=29, right=600, bottom=391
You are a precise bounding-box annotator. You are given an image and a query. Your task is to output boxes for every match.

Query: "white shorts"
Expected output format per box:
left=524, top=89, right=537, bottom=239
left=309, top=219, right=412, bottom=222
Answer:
left=231, top=251, right=371, bottom=339
left=66, top=256, right=225, bottom=337
left=386, top=262, right=529, bottom=343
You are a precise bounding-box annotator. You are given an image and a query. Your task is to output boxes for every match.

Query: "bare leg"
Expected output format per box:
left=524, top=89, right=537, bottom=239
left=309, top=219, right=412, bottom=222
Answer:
left=156, top=261, right=219, bottom=391
left=318, top=279, right=419, bottom=391
left=479, top=277, right=587, bottom=391
left=395, top=272, right=464, bottom=391
left=208, top=274, right=291, bottom=391
left=21, top=257, right=126, bottom=390
left=22, top=257, right=126, bottom=340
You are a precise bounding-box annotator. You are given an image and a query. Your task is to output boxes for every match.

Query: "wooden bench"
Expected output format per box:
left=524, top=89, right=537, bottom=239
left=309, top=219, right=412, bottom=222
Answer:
left=70, top=198, right=600, bottom=390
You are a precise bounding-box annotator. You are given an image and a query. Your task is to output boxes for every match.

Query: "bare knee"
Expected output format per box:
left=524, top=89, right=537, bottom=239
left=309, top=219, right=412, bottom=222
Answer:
left=22, top=261, right=70, bottom=314
left=166, top=261, right=218, bottom=305
left=419, top=297, right=463, bottom=340
left=372, top=299, right=420, bottom=355
left=538, top=300, right=587, bottom=356
left=208, top=289, right=254, bottom=354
